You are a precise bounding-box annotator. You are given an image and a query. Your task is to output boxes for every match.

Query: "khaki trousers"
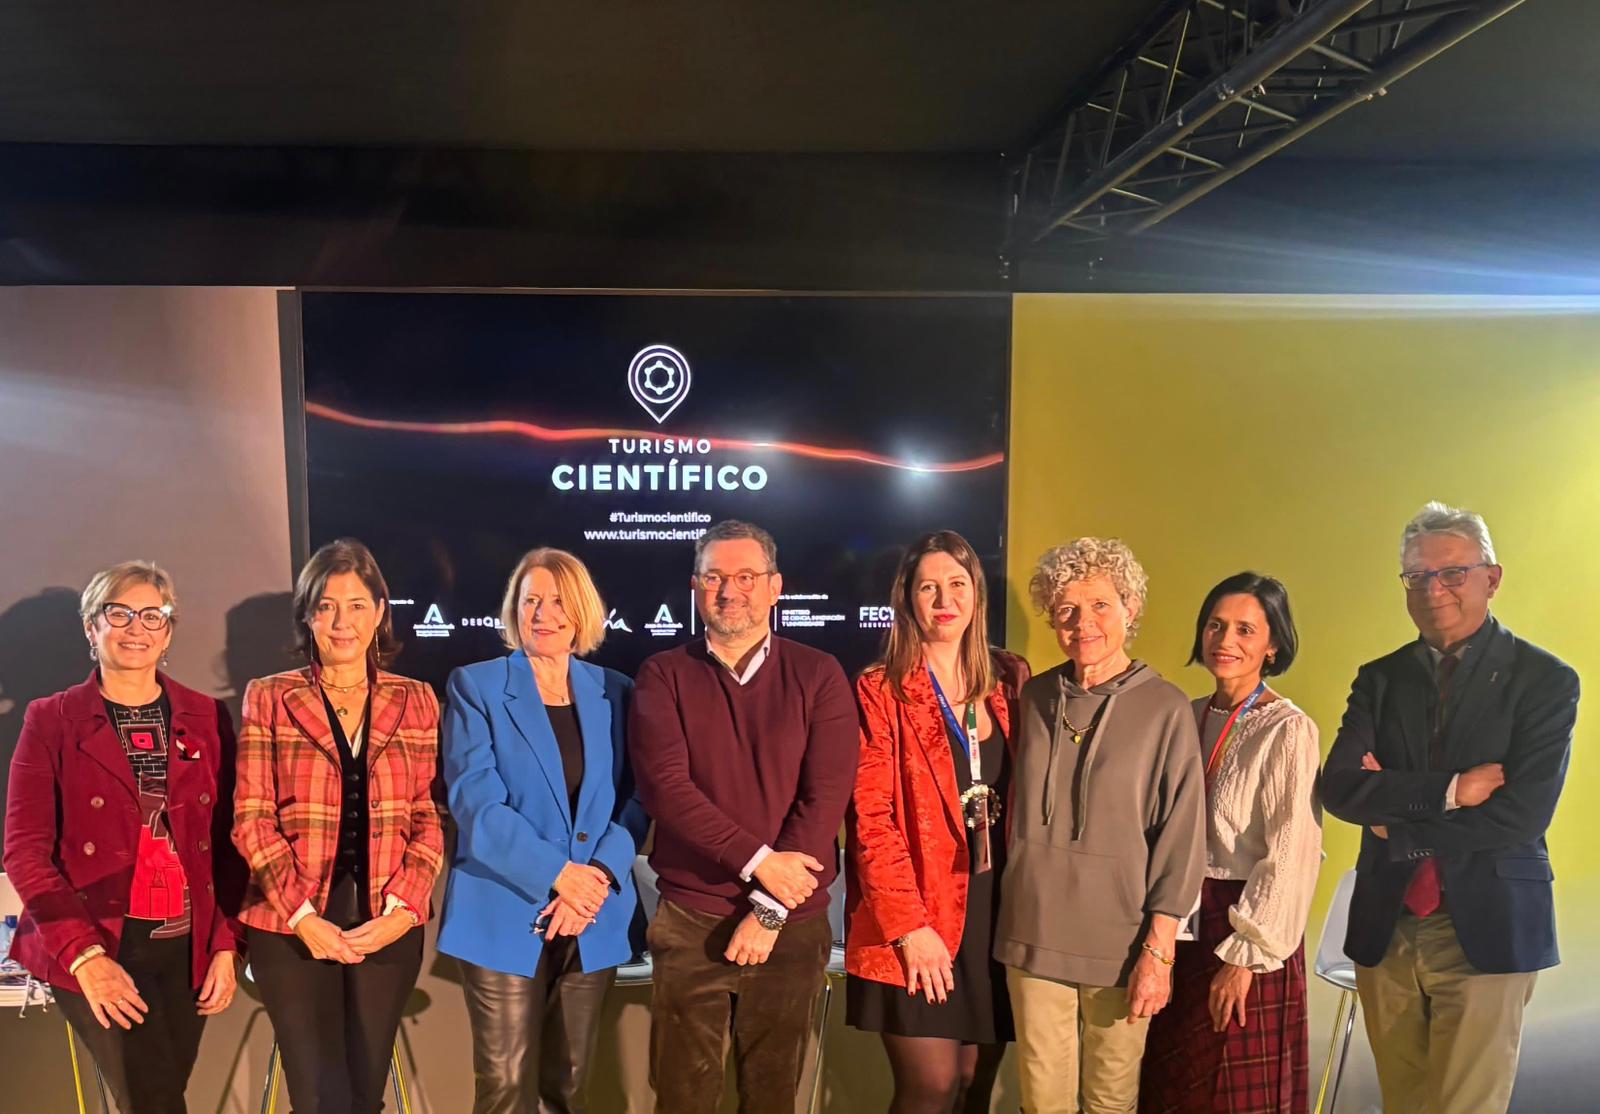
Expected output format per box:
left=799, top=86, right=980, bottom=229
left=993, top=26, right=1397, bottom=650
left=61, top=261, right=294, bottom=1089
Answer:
left=1354, top=912, right=1537, bottom=1114
left=1006, top=966, right=1151, bottom=1114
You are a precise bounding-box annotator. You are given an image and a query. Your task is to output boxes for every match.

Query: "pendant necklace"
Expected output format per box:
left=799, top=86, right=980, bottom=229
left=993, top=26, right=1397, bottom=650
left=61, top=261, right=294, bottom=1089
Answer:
left=320, top=676, right=367, bottom=719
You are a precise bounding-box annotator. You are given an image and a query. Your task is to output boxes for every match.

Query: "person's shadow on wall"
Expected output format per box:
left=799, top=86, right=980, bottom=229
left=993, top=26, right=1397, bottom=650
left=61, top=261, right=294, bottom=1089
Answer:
left=216, top=592, right=297, bottom=729
left=0, top=588, right=91, bottom=845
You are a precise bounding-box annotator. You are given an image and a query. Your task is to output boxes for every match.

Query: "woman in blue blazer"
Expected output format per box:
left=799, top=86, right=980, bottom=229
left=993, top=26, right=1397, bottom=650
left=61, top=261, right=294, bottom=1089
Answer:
left=438, top=548, right=649, bottom=1114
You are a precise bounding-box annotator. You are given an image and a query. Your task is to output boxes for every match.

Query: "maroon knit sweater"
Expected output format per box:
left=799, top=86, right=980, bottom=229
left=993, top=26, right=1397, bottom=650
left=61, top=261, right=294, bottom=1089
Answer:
left=629, top=637, right=858, bottom=921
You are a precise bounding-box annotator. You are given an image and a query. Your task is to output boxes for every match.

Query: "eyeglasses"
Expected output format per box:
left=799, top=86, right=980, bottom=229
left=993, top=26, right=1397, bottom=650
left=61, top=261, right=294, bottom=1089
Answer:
left=696, top=570, right=773, bottom=593
left=101, top=603, right=173, bottom=630
left=1399, top=563, right=1489, bottom=592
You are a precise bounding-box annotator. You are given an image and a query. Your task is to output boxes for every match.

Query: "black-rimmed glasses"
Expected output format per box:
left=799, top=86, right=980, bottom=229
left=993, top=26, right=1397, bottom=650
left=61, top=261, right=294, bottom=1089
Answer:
left=101, top=603, right=173, bottom=630
left=1399, top=563, right=1489, bottom=592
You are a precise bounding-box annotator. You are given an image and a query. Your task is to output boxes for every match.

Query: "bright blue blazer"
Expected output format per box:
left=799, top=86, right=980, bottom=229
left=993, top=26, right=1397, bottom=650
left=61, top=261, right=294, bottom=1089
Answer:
left=437, top=651, right=649, bottom=976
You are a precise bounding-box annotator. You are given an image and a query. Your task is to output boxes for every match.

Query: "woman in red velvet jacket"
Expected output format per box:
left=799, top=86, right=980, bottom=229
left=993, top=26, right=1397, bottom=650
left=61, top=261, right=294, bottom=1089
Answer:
left=3, top=561, right=245, bottom=1114
left=845, top=530, right=1030, bottom=1114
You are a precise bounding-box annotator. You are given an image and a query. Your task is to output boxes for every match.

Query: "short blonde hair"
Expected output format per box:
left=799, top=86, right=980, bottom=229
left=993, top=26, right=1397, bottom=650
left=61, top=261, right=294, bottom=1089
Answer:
left=1028, top=537, right=1149, bottom=638
left=500, top=548, right=607, bottom=656
left=80, top=560, right=179, bottom=626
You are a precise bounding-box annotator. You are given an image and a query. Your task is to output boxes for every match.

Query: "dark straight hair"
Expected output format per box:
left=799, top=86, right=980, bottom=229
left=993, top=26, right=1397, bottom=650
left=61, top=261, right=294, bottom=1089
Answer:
left=291, top=537, right=399, bottom=668
left=880, top=530, right=995, bottom=705
left=1188, top=571, right=1299, bottom=677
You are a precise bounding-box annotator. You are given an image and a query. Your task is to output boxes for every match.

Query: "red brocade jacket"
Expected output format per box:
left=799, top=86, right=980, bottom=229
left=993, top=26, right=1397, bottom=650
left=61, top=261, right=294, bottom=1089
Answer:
left=845, top=650, right=1029, bottom=985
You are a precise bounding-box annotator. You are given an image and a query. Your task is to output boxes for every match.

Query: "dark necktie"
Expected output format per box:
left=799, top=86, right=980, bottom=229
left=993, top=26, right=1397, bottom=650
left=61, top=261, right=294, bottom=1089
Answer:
left=1403, top=652, right=1460, bottom=917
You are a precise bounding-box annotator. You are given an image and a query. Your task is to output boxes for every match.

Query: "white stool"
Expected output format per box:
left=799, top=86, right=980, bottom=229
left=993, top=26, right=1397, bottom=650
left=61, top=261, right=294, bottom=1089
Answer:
left=1312, top=869, right=1360, bottom=1114
left=613, top=855, right=660, bottom=989
left=809, top=857, right=848, bottom=1114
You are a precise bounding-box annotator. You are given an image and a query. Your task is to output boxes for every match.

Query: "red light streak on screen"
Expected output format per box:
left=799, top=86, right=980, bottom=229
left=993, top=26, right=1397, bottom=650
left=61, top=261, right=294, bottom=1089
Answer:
left=305, top=401, right=1003, bottom=474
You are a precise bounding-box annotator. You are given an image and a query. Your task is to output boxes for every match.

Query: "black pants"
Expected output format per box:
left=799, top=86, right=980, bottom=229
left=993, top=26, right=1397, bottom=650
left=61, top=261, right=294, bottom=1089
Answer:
left=459, top=936, right=613, bottom=1114
left=55, top=920, right=206, bottom=1114
left=248, top=877, right=424, bottom=1114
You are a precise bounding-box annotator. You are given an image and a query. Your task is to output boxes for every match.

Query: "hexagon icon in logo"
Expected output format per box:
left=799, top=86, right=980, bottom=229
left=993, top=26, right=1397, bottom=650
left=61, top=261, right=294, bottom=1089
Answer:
left=628, top=344, right=692, bottom=424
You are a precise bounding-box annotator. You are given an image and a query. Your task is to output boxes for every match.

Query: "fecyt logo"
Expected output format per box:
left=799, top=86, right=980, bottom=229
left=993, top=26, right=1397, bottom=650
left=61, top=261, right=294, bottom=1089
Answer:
left=628, top=344, right=691, bottom=424
left=859, top=606, right=894, bottom=630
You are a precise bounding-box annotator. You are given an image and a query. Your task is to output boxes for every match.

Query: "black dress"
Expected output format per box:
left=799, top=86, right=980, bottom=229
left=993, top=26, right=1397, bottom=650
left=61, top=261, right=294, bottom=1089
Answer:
left=846, top=722, right=1014, bottom=1044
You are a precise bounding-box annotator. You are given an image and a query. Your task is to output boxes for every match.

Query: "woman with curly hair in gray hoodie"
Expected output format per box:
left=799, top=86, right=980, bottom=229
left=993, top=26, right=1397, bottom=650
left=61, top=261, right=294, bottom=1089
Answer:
left=996, top=538, right=1206, bottom=1114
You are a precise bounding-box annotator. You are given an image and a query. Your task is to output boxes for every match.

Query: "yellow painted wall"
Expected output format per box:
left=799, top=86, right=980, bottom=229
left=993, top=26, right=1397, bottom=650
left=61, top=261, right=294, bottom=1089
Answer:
left=1007, top=295, right=1599, bottom=1099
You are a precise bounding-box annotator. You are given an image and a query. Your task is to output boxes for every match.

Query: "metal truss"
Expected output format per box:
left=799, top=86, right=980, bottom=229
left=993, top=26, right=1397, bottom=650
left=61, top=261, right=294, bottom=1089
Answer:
left=1002, top=0, right=1530, bottom=264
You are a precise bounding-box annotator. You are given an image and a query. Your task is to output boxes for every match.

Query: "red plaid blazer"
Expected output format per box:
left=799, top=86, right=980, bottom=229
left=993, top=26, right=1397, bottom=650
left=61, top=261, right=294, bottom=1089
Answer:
left=231, top=667, right=444, bottom=933
left=845, top=650, right=1029, bottom=985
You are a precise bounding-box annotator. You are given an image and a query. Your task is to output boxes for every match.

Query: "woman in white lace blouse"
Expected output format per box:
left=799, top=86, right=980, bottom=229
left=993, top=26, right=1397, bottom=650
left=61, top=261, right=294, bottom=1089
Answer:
left=1140, top=573, right=1322, bottom=1114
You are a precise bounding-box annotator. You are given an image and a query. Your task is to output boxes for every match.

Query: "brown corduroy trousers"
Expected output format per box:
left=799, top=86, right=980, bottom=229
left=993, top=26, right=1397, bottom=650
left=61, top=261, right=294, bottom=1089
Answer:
left=647, top=899, right=831, bottom=1114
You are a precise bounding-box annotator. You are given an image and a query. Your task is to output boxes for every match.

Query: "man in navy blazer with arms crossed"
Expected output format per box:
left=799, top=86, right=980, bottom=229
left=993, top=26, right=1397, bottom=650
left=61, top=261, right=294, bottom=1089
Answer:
left=1323, top=501, right=1579, bottom=1114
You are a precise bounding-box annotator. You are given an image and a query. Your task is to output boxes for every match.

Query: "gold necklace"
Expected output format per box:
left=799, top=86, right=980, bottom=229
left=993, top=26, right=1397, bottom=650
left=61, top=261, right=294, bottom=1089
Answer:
left=1062, top=711, right=1094, bottom=745
left=320, top=677, right=368, bottom=719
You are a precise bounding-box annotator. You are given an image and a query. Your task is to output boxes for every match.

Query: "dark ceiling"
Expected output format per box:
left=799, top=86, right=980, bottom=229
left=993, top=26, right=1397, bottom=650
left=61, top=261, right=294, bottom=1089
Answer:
left=0, top=1, right=1168, bottom=152
left=0, top=1, right=1592, bottom=291
left=0, top=1, right=1588, bottom=157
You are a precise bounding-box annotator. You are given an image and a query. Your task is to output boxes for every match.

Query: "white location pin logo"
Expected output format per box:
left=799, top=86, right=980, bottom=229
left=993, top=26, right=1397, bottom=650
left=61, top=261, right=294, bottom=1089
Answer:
left=628, top=344, right=692, bottom=424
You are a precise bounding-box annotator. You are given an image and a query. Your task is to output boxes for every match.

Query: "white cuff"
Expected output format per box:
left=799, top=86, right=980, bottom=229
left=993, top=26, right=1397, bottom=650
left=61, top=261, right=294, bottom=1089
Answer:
left=383, top=894, right=420, bottom=925
left=1444, top=773, right=1461, bottom=812
left=287, top=899, right=317, bottom=930
left=749, top=890, right=789, bottom=921
left=68, top=945, right=106, bottom=975
left=740, top=844, right=773, bottom=883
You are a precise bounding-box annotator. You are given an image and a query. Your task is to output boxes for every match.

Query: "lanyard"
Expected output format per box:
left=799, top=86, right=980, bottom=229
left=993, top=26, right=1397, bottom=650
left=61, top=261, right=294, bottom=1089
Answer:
left=928, top=669, right=983, bottom=784
left=1205, top=680, right=1266, bottom=781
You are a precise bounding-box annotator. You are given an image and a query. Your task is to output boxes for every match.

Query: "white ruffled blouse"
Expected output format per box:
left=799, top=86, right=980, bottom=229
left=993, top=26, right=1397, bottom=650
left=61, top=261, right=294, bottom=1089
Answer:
left=1194, top=695, right=1323, bottom=972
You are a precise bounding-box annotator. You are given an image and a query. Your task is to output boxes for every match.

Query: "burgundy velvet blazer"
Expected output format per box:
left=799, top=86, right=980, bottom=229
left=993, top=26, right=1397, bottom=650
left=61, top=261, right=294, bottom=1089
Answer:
left=3, top=672, right=246, bottom=993
left=845, top=650, right=1029, bottom=985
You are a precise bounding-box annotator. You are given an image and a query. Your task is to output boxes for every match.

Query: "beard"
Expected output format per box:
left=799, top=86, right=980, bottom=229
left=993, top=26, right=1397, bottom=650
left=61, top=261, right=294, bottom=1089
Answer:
left=702, top=601, right=761, bottom=639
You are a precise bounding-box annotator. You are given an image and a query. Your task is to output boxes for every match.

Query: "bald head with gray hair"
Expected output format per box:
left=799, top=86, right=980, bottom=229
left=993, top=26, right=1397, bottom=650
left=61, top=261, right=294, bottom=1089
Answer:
left=1400, top=501, right=1497, bottom=566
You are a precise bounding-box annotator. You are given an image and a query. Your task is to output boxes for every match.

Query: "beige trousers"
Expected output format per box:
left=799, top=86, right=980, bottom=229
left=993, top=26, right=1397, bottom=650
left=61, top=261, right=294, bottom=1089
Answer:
left=1006, top=966, right=1151, bottom=1114
left=1354, top=912, right=1537, bottom=1114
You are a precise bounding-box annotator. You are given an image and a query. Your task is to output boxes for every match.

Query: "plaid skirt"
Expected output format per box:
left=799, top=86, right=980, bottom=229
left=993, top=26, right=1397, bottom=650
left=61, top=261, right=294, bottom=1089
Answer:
left=1138, top=879, right=1310, bottom=1114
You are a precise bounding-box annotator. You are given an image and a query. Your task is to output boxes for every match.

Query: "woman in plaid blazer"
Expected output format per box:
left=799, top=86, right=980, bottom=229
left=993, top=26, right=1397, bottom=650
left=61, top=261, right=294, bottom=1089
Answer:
left=232, top=538, right=444, bottom=1114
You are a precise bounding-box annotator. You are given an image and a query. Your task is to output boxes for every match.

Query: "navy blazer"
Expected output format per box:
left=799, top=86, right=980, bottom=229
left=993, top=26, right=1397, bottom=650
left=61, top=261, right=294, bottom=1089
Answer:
left=436, top=652, right=650, bottom=977
left=1322, top=617, right=1579, bottom=973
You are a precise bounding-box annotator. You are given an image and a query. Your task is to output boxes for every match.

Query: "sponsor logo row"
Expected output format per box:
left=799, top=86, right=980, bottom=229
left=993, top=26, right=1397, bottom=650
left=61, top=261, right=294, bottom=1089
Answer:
left=400, top=599, right=896, bottom=639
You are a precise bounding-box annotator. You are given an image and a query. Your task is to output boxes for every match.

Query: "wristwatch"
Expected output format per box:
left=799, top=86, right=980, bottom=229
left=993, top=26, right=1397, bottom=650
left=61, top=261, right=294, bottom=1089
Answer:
left=750, top=903, right=787, bottom=932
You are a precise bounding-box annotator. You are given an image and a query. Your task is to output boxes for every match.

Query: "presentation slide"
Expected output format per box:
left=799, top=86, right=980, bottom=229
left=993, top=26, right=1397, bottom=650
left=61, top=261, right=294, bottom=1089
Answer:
left=301, top=291, right=1010, bottom=686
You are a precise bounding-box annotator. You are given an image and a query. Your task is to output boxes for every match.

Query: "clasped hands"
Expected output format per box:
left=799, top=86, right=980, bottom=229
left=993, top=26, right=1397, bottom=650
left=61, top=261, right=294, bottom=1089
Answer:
left=293, top=903, right=417, bottom=964
left=1361, top=752, right=1505, bottom=839
left=537, top=861, right=614, bottom=941
left=722, top=851, right=825, bottom=968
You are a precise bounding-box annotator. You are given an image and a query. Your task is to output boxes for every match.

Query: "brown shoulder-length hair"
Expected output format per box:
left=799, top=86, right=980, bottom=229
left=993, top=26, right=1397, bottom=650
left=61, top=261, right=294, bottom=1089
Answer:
left=292, top=538, right=399, bottom=668
left=880, top=530, right=995, bottom=705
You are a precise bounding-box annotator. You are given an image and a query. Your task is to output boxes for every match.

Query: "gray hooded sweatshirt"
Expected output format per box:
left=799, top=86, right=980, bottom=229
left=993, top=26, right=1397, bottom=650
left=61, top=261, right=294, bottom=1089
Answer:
left=994, top=660, right=1206, bottom=987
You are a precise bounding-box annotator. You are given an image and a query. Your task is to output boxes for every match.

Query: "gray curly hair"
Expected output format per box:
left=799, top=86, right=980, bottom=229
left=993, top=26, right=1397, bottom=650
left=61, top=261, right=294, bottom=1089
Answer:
left=1028, top=537, right=1149, bottom=638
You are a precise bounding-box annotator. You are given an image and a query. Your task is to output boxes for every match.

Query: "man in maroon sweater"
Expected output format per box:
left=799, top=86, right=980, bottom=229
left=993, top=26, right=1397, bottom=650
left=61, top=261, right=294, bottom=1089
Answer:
left=630, top=520, right=858, bottom=1113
